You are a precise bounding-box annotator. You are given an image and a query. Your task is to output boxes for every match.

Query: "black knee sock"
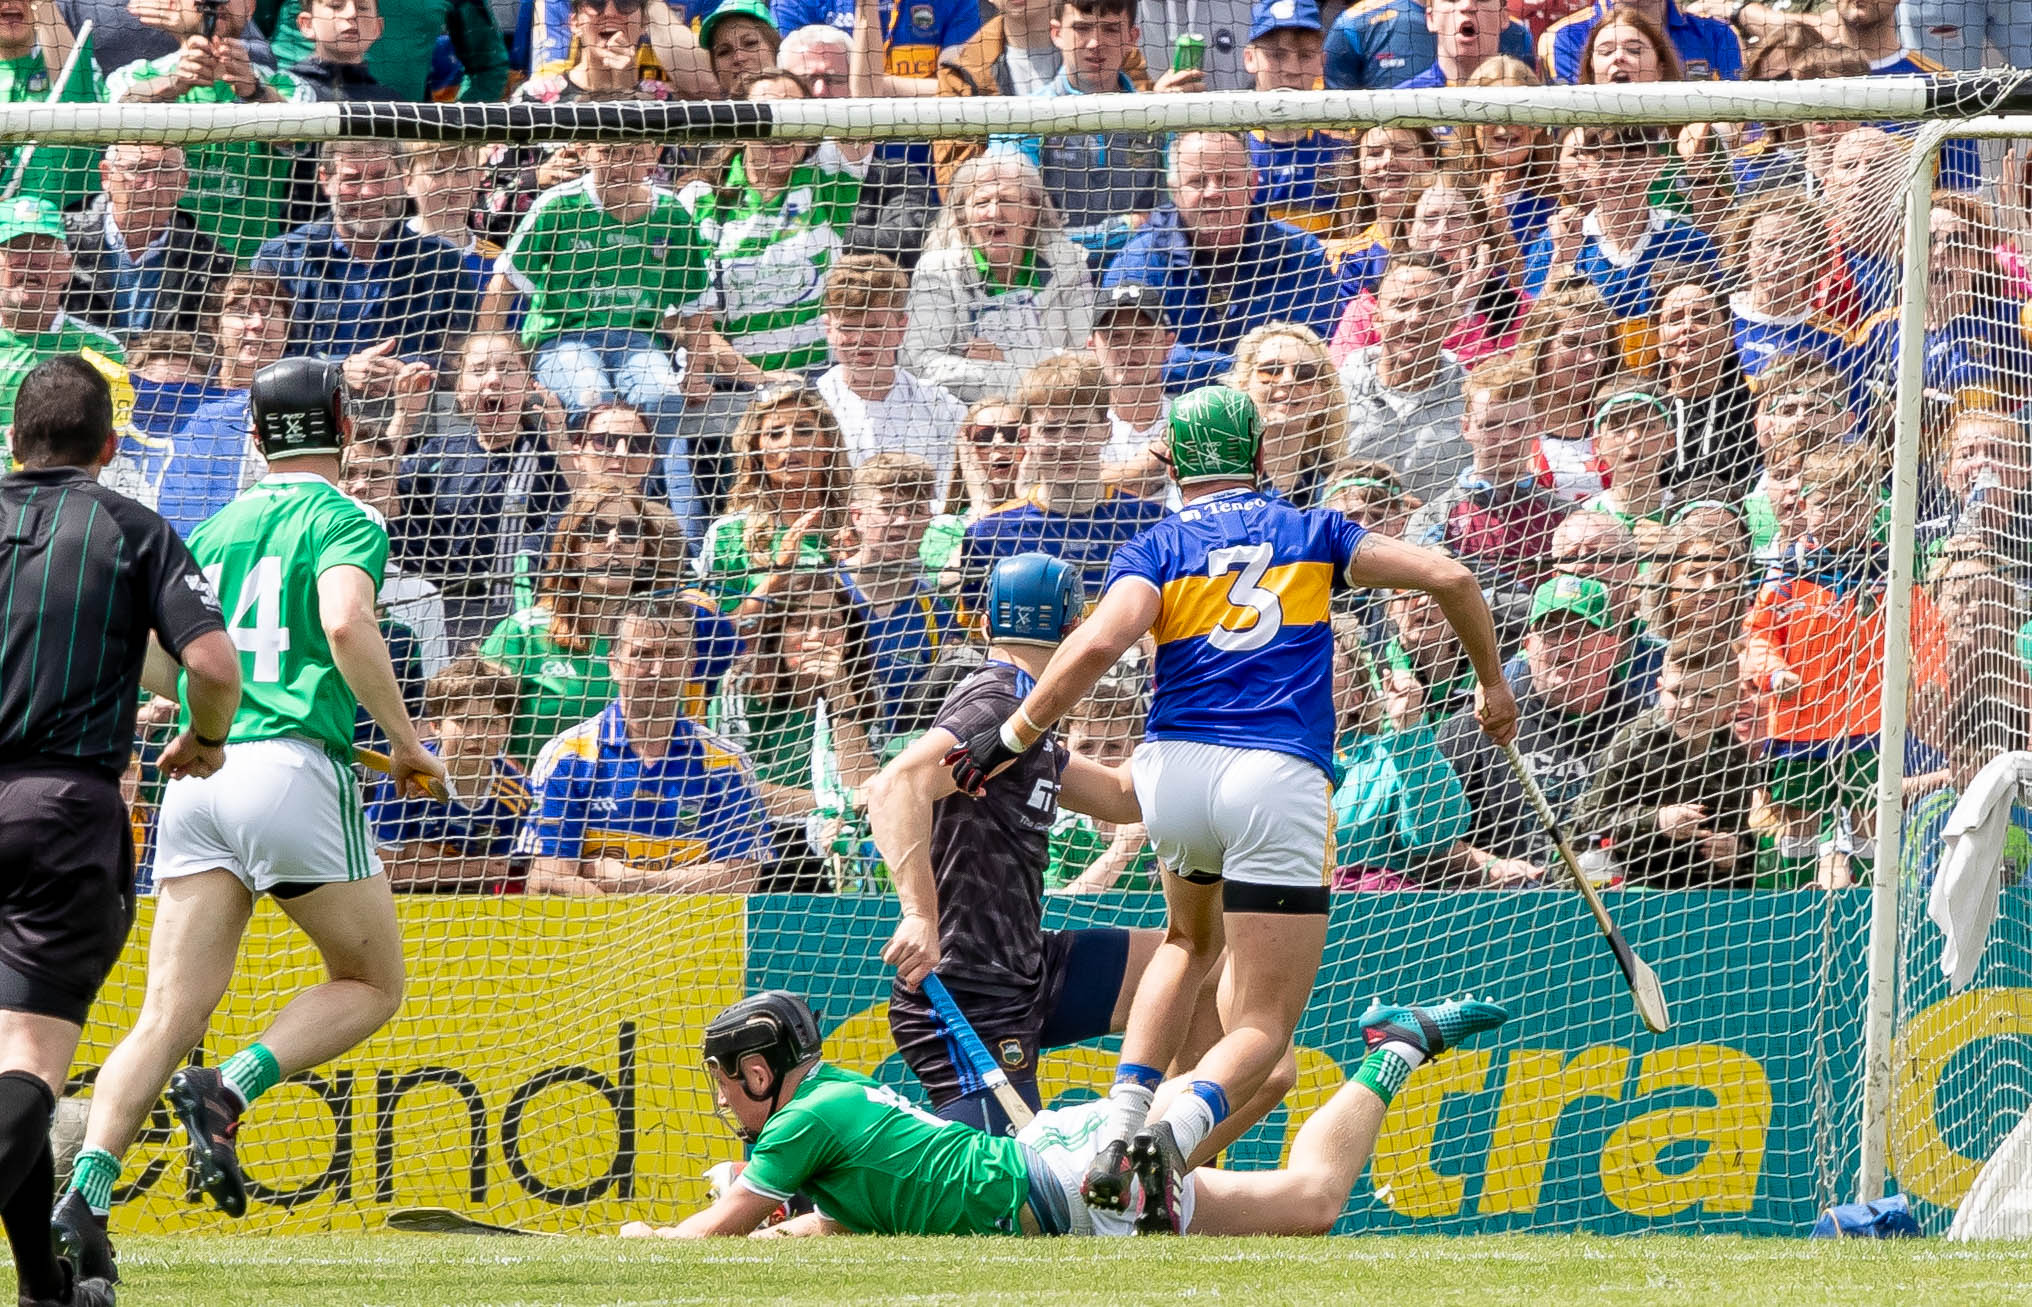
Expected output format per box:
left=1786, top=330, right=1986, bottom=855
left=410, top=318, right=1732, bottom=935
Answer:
left=0, top=1070, right=64, bottom=1300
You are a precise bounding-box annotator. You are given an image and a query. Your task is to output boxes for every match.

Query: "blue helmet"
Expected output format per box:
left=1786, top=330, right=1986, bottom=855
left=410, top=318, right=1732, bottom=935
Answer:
left=985, top=552, right=1082, bottom=647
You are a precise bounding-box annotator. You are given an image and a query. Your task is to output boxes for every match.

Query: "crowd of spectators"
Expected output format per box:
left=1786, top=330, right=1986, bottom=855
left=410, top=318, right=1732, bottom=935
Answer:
left=19, top=0, right=2024, bottom=894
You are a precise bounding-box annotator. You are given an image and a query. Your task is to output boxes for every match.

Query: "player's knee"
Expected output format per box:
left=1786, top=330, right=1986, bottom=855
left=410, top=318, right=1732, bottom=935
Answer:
left=1292, top=1179, right=1346, bottom=1236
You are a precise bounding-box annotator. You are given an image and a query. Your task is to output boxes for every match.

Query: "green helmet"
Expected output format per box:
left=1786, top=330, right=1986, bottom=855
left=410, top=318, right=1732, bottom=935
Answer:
left=1168, top=385, right=1262, bottom=485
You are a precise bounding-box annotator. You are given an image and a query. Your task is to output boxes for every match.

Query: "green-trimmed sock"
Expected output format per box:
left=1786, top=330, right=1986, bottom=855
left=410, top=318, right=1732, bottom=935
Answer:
left=67, top=1148, right=121, bottom=1216
left=219, top=1043, right=281, bottom=1112
left=1353, top=1047, right=1415, bottom=1107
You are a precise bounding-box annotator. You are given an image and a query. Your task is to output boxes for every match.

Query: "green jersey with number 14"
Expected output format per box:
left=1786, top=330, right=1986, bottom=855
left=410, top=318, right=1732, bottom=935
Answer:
left=182, top=472, right=389, bottom=759
left=738, top=1063, right=1029, bottom=1235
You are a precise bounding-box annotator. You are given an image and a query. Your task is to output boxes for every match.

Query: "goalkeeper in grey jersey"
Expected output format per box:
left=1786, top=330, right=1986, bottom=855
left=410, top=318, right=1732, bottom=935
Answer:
left=625, top=989, right=1507, bottom=1239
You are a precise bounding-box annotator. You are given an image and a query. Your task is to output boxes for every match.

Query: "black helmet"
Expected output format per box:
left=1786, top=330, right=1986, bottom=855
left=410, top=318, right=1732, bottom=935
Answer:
left=250, top=357, right=348, bottom=460
left=703, top=990, right=823, bottom=1084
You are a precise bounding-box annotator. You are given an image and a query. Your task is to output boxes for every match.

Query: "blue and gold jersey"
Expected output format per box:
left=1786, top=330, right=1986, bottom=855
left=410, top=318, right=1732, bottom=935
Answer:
left=1249, top=131, right=1348, bottom=236
left=366, top=744, right=530, bottom=858
left=1105, top=490, right=1367, bottom=777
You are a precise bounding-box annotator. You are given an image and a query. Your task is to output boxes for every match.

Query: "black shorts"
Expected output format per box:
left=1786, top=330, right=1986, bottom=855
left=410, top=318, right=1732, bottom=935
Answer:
left=891, top=927, right=1133, bottom=1110
left=0, top=765, right=136, bottom=1024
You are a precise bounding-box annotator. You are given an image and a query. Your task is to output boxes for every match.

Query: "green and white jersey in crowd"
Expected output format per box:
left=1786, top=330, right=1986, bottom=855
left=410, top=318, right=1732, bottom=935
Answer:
left=738, top=1063, right=1029, bottom=1236
left=105, top=57, right=307, bottom=262
left=678, top=142, right=866, bottom=373
left=498, top=176, right=713, bottom=349
left=478, top=604, right=616, bottom=768
left=182, top=473, right=389, bottom=760
left=0, top=48, right=102, bottom=207
left=0, top=318, right=123, bottom=460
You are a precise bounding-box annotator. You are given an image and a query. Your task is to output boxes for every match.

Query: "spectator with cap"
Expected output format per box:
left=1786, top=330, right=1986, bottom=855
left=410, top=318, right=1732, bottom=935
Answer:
left=1539, top=0, right=1739, bottom=83
left=1245, top=0, right=1355, bottom=239
left=0, top=197, right=122, bottom=453
left=1091, top=282, right=1174, bottom=499
left=1322, top=0, right=1533, bottom=90
left=703, top=0, right=780, bottom=95
left=64, top=144, right=233, bottom=341
left=1104, top=130, right=1341, bottom=391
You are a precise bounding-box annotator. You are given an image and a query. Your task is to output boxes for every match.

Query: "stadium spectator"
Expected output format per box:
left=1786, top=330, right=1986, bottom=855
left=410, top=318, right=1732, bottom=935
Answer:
left=931, top=0, right=1063, bottom=106
left=1539, top=0, right=1740, bottom=83
left=1655, top=275, right=1761, bottom=497
left=958, top=351, right=1165, bottom=601
left=839, top=452, right=959, bottom=740
left=1574, top=1, right=1676, bottom=82
left=1911, top=546, right=2032, bottom=781
left=1436, top=573, right=1648, bottom=882
left=1898, top=0, right=2031, bottom=73
left=1648, top=505, right=1754, bottom=660
left=1337, top=251, right=1468, bottom=499
left=1512, top=276, right=1619, bottom=500
left=1103, top=130, right=1342, bottom=389
left=828, top=0, right=982, bottom=97
left=1813, top=125, right=1908, bottom=331
left=1581, top=388, right=1678, bottom=530
left=1572, top=642, right=1761, bottom=887
left=520, top=597, right=768, bottom=894
left=1727, top=25, right=1835, bottom=198
left=1919, top=408, right=2032, bottom=577
left=402, top=143, right=499, bottom=284
left=391, top=332, right=569, bottom=640
left=1329, top=614, right=1472, bottom=889
left=1721, top=191, right=1852, bottom=379
left=948, top=393, right=1026, bottom=520
left=366, top=656, right=530, bottom=892
left=1741, top=354, right=1853, bottom=555
left=1746, top=442, right=1947, bottom=887
left=106, top=0, right=309, bottom=263
left=338, top=433, right=454, bottom=681
left=286, top=0, right=397, bottom=99
left=63, top=144, right=231, bottom=340
left=259, top=0, right=510, bottom=101
left=1523, top=125, right=1721, bottom=369
left=482, top=484, right=686, bottom=766
left=1460, top=57, right=1558, bottom=250
left=0, top=197, right=120, bottom=449
left=1133, top=0, right=1255, bottom=91
left=60, top=0, right=230, bottom=79
left=777, top=17, right=849, bottom=93
left=1400, top=0, right=1506, bottom=88
left=1244, top=0, right=1351, bottom=240
left=519, top=0, right=715, bottom=95
left=1333, top=126, right=1440, bottom=296
left=1380, top=582, right=1478, bottom=722
left=1332, top=170, right=1523, bottom=367
left=818, top=253, right=968, bottom=506
left=704, top=0, right=781, bottom=93
left=1322, top=0, right=1533, bottom=89
left=559, top=401, right=658, bottom=499
left=1547, top=509, right=1651, bottom=648
left=254, top=140, right=479, bottom=378
left=1322, top=459, right=1418, bottom=537
left=1091, top=283, right=1175, bottom=501
left=902, top=153, right=1095, bottom=403
left=1044, top=656, right=1155, bottom=892
left=1404, top=352, right=1569, bottom=608
left=699, top=378, right=852, bottom=610
left=1230, top=321, right=1346, bottom=508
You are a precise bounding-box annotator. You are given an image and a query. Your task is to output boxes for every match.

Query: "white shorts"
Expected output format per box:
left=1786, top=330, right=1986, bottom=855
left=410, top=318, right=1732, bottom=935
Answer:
left=1130, top=739, right=1333, bottom=890
left=1017, top=1099, right=1199, bottom=1237
left=155, top=737, right=383, bottom=895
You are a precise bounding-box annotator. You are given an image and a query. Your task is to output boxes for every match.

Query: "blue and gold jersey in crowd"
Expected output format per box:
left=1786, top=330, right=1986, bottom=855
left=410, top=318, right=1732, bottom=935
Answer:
left=1249, top=131, right=1348, bottom=236
left=1104, top=489, right=1367, bottom=777
left=366, top=745, right=530, bottom=858
left=515, top=702, right=767, bottom=868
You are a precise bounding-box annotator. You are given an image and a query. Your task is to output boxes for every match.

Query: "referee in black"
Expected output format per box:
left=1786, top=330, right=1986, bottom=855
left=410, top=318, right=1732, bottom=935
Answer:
left=0, top=355, right=239, bottom=1307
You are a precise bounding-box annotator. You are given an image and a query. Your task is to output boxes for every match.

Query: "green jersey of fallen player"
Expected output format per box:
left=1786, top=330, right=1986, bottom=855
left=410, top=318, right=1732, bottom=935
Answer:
left=183, top=472, right=389, bottom=759
left=738, top=1063, right=1029, bottom=1236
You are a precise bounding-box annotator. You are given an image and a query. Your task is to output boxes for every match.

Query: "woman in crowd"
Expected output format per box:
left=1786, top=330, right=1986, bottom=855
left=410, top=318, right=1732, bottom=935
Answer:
left=1722, top=191, right=1851, bottom=381
left=1332, top=125, right=1441, bottom=299
left=922, top=394, right=1027, bottom=576
left=1461, top=57, right=1557, bottom=252
left=1513, top=277, right=1621, bottom=500
left=1327, top=614, right=1470, bottom=890
left=1654, top=272, right=1761, bottom=497
left=1331, top=170, right=1522, bottom=367
left=681, top=68, right=871, bottom=377
left=1228, top=322, right=1347, bottom=509
left=1576, top=5, right=1733, bottom=234
left=901, top=152, right=1095, bottom=403
left=698, top=379, right=854, bottom=612
left=1731, top=24, right=1833, bottom=198
left=1647, top=504, right=1755, bottom=662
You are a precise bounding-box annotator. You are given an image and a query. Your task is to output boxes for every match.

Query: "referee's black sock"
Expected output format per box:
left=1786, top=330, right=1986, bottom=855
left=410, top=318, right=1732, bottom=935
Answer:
left=0, top=1070, right=65, bottom=1300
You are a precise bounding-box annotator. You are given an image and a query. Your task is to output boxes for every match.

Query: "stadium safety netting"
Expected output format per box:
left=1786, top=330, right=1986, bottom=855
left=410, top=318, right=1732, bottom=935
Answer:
left=9, top=25, right=2032, bottom=1234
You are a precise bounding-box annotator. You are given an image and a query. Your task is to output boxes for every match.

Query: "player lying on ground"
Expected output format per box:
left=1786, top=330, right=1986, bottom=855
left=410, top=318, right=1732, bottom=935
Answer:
left=53, top=359, right=447, bottom=1283
left=623, top=988, right=1506, bottom=1238
left=943, top=385, right=1516, bottom=1232
left=870, top=551, right=1259, bottom=1136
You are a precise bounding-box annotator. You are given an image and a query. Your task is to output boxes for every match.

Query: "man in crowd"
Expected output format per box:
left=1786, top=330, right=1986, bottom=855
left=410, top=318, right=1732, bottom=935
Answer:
left=1338, top=252, right=1467, bottom=500
left=0, top=198, right=123, bottom=449
left=1399, top=0, right=1506, bottom=87
left=64, top=144, right=233, bottom=340
left=1323, top=0, right=1532, bottom=89
left=1093, top=283, right=1175, bottom=499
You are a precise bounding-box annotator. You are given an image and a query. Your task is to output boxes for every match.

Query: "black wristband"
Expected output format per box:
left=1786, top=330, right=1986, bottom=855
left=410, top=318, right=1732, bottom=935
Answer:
left=194, top=729, right=229, bottom=748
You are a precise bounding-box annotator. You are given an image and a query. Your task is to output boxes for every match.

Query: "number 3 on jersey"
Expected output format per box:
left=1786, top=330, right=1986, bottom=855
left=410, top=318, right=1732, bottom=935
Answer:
left=1205, top=543, right=1282, bottom=652
left=203, top=557, right=292, bottom=683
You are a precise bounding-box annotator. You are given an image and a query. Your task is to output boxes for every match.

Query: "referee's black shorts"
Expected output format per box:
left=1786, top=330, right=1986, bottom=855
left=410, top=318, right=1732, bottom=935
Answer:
left=0, top=763, right=137, bottom=1024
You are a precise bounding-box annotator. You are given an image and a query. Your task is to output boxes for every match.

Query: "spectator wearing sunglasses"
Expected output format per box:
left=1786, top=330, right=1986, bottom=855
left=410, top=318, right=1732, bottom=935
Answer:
left=922, top=395, right=1024, bottom=577
left=1230, top=322, right=1347, bottom=508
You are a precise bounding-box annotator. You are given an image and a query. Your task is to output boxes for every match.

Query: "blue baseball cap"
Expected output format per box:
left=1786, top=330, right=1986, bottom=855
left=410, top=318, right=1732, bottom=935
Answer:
left=1249, top=0, right=1321, bottom=42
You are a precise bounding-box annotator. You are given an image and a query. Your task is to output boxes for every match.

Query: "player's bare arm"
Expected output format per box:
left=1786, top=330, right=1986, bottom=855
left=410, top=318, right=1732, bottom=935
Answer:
left=1343, top=533, right=1518, bottom=746
left=869, top=726, right=962, bottom=985
left=1059, top=751, right=1140, bottom=826
left=144, top=629, right=242, bottom=780
left=318, top=563, right=447, bottom=798
left=668, top=1185, right=786, bottom=1238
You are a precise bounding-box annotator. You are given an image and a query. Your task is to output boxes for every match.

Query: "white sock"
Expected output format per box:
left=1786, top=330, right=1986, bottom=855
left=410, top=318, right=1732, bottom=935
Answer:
left=1102, top=1081, right=1153, bottom=1145
left=1378, top=1038, right=1429, bottom=1071
left=1161, top=1094, right=1217, bottom=1160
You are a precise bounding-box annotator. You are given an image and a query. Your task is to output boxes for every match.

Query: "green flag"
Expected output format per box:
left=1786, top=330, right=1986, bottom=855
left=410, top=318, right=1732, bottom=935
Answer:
left=8, top=26, right=104, bottom=210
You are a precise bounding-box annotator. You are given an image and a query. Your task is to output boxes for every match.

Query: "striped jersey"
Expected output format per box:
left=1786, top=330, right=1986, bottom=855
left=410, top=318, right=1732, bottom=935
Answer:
left=1104, top=489, right=1367, bottom=777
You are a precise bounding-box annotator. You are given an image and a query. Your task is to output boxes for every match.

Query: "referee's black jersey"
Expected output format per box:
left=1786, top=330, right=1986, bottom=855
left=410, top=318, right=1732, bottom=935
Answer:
left=927, top=660, right=1071, bottom=998
left=0, top=466, right=224, bottom=778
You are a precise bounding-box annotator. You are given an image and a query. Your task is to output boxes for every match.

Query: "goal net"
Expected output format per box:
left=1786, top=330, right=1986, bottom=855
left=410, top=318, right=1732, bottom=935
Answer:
left=13, top=68, right=2026, bottom=1235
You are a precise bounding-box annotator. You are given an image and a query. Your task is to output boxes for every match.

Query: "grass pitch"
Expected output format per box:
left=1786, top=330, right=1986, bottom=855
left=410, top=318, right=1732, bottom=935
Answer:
left=17, top=1234, right=2032, bottom=1306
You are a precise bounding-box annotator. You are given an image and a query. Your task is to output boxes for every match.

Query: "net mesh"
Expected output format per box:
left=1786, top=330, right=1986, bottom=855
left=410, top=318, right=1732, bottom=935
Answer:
left=0, top=31, right=2018, bottom=1235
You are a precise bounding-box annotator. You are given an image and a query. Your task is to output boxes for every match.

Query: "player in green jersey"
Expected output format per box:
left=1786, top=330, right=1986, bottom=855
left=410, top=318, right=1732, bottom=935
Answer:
left=52, top=360, right=446, bottom=1281
left=624, top=988, right=1506, bottom=1239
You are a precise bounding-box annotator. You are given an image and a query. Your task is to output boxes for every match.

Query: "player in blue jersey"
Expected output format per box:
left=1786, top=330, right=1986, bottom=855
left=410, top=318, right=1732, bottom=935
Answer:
left=943, top=385, right=1516, bottom=1232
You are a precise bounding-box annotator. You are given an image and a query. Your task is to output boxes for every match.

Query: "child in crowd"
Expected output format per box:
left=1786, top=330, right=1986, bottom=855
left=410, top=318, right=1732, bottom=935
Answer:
left=1046, top=660, right=1155, bottom=893
left=366, top=656, right=531, bottom=892
left=1091, top=283, right=1176, bottom=501
left=292, top=0, right=397, bottom=100
left=1573, top=643, right=1761, bottom=888
left=1582, top=387, right=1679, bottom=533
left=839, top=453, right=960, bottom=745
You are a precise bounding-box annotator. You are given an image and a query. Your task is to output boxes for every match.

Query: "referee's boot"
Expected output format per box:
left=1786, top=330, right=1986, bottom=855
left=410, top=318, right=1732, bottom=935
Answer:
left=166, top=1067, right=247, bottom=1218
left=1128, top=1121, right=1189, bottom=1236
left=1079, top=1138, right=1134, bottom=1213
left=18, top=1255, right=115, bottom=1307
left=49, top=1191, right=116, bottom=1285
